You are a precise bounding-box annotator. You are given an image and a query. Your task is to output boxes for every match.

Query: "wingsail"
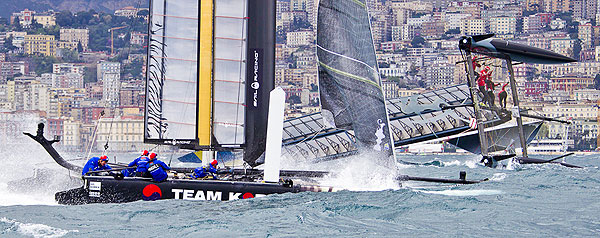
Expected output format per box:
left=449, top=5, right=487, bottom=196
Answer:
left=316, top=0, right=393, bottom=156
left=145, top=0, right=276, bottom=167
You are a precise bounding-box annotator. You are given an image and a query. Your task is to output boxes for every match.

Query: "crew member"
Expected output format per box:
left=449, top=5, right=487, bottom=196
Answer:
left=123, top=150, right=149, bottom=177
left=498, top=82, right=509, bottom=108
left=191, top=160, right=219, bottom=180
left=484, top=68, right=499, bottom=107
left=81, top=155, right=111, bottom=176
left=471, top=56, right=480, bottom=79
left=146, top=152, right=171, bottom=182
left=477, top=67, right=489, bottom=105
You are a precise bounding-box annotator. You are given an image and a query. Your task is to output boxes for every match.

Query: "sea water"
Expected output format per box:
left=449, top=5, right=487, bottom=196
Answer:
left=1, top=136, right=600, bottom=237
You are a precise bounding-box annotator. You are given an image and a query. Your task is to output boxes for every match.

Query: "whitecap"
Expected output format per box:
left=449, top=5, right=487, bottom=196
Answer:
left=0, top=217, right=78, bottom=238
left=442, top=160, right=462, bottom=167
left=490, top=173, right=507, bottom=181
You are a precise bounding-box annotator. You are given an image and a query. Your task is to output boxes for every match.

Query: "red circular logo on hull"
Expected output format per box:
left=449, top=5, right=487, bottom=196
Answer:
left=142, top=184, right=162, bottom=201
left=242, top=192, right=254, bottom=199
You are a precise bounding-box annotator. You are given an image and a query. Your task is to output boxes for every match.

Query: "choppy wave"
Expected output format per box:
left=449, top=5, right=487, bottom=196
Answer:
left=416, top=189, right=504, bottom=196
left=0, top=217, right=78, bottom=238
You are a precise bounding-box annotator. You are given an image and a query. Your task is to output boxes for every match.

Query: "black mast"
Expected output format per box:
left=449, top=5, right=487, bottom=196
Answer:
left=244, top=0, right=276, bottom=167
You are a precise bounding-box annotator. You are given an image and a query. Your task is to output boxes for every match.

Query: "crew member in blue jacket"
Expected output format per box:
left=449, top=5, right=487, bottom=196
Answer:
left=191, top=160, right=219, bottom=180
left=146, top=152, right=171, bottom=182
left=122, top=150, right=149, bottom=177
left=82, top=155, right=111, bottom=176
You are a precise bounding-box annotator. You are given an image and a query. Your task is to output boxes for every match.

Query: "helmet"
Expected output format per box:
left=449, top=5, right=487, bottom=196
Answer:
left=210, top=160, right=218, bottom=166
left=100, top=155, right=109, bottom=162
left=485, top=66, right=490, bottom=71
left=141, top=150, right=149, bottom=156
left=149, top=152, right=157, bottom=160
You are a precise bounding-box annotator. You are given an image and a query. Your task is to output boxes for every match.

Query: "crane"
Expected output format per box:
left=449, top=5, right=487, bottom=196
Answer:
left=109, top=26, right=128, bottom=55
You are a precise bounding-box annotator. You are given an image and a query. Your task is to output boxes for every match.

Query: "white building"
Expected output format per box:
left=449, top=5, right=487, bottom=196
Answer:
left=489, top=16, right=517, bottom=35
left=461, top=18, right=487, bottom=35
left=98, top=61, right=121, bottom=107
left=286, top=30, right=314, bottom=46
left=95, top=117, right=144, bottom=152
left=63, top=120, right=81, bottom=150
left=573, top=89, right=600, bottom=101
left=443, top=12, right=471, bottom=32
left=60, top=28, right=89, bottom=51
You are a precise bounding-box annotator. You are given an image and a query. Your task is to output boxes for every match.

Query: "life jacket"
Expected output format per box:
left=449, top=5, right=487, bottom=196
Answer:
left=192, top=165, right=217, bottom=179
left=134, top=157, right=149, bottom=173
left=148, top=160, right=168, bottom=182
left=477, top=70, right=487, bottom=87
left=82, top=157, right=111, bottom=176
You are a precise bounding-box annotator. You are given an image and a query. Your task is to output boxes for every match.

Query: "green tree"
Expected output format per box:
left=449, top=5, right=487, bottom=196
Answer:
left=55, top=11, right=74, bottom=27
left=288, top=95, right=302, bottom=104
left=77, top=41, right=84, bottom=52
left=30, top=55, right=59, bottom=74
left=291, top=17, right=311, bottom=31
left=572, top=40, right=581, bottom=60
left=1, top=36, right=17, bottom=53
left=137, top=10, right=149, bottom=17
left=12, top=16, right=22, bottom=31
left=84, top=66, right=97, bottom=84
left=445, top=28, right=460, bottom=35
left=60, top=49, right=81, bottom=63
left=30, top=19, right=43, bottom=29
left=411, top=36, right=425, bottom=48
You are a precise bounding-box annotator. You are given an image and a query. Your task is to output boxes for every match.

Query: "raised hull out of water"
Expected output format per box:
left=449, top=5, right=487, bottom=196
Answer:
left=446, top=121, right=543, bottom=154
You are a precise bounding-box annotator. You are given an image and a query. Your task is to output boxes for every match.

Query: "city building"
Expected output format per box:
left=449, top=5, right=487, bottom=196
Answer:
left=489, top=16, right=517, bottom=35
left=60, top=28, right=89, bottom=50
left=550, top=76, right=594, bottom=94
left=114, top=6, right=139, bottom=18
left=286, top=30, right=314, bottom=46
left=24, top=35, right=55, bottom=56
left=98, top=61, right=121, bottom=107
left=460, top=18, right=487, bottom=35
left=33, top=14, right=56, bottom=27
left=95, top=116, right=145, bottom=152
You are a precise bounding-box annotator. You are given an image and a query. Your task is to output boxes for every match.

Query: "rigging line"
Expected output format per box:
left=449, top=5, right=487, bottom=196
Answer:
left=104, top=0, right=146, bottom=153
left=85, top=113, right=104, bottom=159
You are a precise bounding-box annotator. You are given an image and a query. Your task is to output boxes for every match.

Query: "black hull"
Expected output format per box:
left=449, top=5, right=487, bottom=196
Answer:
left=57, top=176, right=313, bottom=205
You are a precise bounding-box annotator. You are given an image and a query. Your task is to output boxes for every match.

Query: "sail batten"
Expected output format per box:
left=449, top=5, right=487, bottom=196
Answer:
left=212, top=0, right=249, bottom=147
left=146, top=0, right=199, bottom=143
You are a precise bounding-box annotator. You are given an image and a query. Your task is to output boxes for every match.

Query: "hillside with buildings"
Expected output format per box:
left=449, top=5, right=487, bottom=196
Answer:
left=0, top=0, right=145, bottom=18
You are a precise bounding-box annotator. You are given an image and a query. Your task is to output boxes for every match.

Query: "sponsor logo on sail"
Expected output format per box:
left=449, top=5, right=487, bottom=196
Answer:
left=247, top=48, right=263, bottom=109
left=252, top=50, right=260, bottom=107
left=251, top=82, right=260, bottom=90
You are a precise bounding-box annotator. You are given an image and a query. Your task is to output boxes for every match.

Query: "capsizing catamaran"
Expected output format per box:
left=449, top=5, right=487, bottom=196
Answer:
left=457, top=33, right=581, bottom=168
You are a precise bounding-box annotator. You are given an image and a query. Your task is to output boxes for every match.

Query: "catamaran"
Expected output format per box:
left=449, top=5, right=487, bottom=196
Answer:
left=26, top=0, right=484, bottom=205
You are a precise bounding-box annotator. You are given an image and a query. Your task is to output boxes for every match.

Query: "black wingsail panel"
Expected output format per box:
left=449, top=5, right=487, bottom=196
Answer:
left=316, top=0, right=393, bottom=156
left=244, top=0, right=276, bottom=166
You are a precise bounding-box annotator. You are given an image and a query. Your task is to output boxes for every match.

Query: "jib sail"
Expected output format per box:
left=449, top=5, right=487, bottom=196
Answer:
left=316, top=0, right=393, bottom=156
